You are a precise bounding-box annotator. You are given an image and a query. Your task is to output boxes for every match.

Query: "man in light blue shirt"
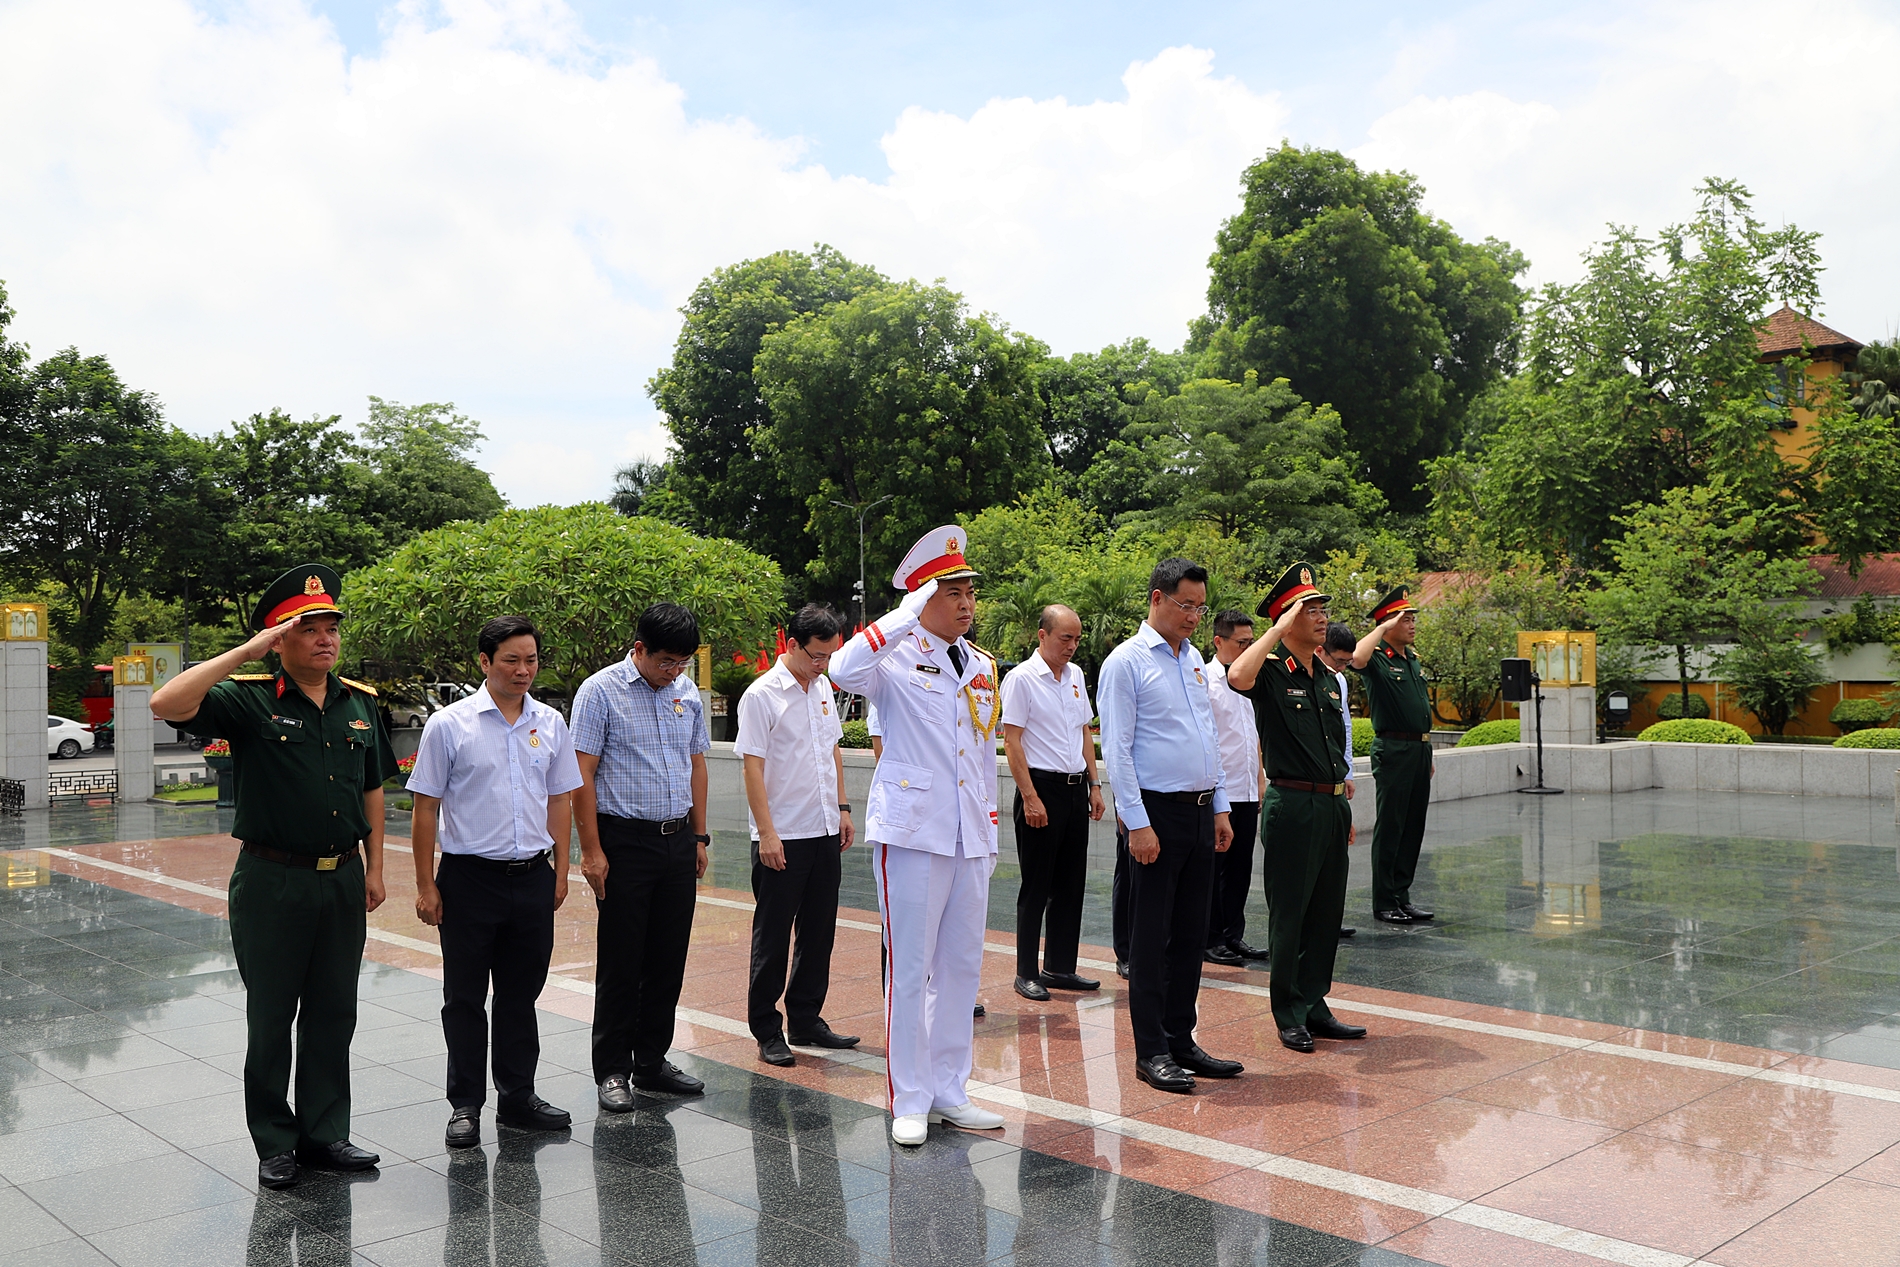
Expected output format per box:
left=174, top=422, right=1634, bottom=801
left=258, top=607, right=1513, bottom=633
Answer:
left=569, top=603, right=712, bottom=1107
left=409, top=615, right=584, bottom=1150
left=1097, top=558, right=1241, bottom=1094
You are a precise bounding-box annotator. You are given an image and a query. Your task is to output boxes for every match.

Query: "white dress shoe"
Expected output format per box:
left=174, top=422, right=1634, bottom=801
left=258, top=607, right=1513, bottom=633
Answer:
left=929, top=1102, right=1005, bottom=1130
left=890, top=1113, right=929, bottom=1146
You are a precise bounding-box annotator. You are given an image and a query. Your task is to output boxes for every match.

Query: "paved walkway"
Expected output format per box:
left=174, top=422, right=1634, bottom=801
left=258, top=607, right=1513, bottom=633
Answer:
left=3, top=790, right=1900, bottom=1264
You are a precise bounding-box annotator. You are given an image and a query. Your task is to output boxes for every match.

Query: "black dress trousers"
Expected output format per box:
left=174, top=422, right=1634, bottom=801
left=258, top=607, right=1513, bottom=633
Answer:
left=591, top=815, right=700, bottom=1081
left=1207, top=799, right=1261, bottom=949
left=746, top=833, right=843, bottom=1041
left=1111, top=819, right=1132, bottom=966
left=1013, top=771, right=1091, bottom=977
left=437, top=851, right=557, bottom=1109
left=1124, top=792, right=1216, bottom=1059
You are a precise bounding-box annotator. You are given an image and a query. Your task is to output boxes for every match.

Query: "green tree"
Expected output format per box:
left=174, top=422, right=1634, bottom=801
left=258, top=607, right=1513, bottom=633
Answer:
left=1414, top=573, right=1518, bottom=727
left=964, top=487, right=1107, bottom=583
left=0, top=342, right=207, bottom=655
left=1191, top=144, right=1526, bottom=509
left=978, top=574, right=1059, bottom=660
left=753, top=280, right=1052, bottom=590
left=1714, top=636, right=1827, bottom=736
left=348, top=397, right=505, bottom=542
left=1586, top=482, right=1815, bottom=712
left=1845, top=339, right=1900, bottom=420
left=1096, top=373, right=1383, bottom=577
left=1036, top=338, right=1195, bottom=494
left=649, top=245, right=887, bottom=573
left=1438, top=179, right=1820, bottom=566
left=346, top=505, right=782, bottom=691
left=1805, top=380, right=1900, bottom=574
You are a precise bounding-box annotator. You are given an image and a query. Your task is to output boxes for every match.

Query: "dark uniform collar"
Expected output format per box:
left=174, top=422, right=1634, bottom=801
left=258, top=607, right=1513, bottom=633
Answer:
left=274, top=669, right=345, bottom=708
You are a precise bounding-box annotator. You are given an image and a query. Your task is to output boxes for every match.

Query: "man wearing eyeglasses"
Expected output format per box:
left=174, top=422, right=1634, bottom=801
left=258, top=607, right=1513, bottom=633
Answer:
left=1096, top=558, right=1242, bottom=1095
left=737, top=603, right=860, bottom=1067
left=571, top=603, right=712, bottom=1109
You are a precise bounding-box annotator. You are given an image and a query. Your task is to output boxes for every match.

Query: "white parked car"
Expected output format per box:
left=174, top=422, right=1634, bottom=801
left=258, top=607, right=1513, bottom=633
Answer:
left=390, top=682, right=479, bottom=728
left=48, top=715, right=95, bottom=759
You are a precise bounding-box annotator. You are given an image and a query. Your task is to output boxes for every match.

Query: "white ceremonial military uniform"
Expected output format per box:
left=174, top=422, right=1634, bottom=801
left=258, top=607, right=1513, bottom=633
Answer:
left=827, top=532, right=999, bottom=1124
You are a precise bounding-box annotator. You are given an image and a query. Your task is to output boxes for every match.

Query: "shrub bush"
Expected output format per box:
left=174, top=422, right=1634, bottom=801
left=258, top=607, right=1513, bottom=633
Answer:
left=1655, top=692, right=1711, bottom=720
left=1830, top=698, right=1894, bottom=735
left=1833, top=727, right=1900, bottom=749
left=1637, top=719, right=1753, bottom=744
left=710, top=659, right=758, bottom=701
left=840, top=720, right=873, bottom=750
left=1351, top=717, right=1374, bottom=757
left=1455, top=719, right=1520, bottom=747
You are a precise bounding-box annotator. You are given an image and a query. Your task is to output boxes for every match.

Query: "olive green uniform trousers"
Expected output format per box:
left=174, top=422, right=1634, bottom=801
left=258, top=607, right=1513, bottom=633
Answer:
left=1262, top=786, right=1351, bottom=1030
left=1370, top=738, right=1432, bottom=912
left=228, top=850, right=366, bottom=1158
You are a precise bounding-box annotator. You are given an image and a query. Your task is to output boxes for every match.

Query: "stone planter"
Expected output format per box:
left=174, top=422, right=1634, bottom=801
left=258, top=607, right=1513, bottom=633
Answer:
left=204, top=754, right=236, bottom=808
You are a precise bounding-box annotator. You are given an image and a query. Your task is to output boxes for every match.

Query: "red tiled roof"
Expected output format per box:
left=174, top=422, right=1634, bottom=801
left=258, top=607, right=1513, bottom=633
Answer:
left=1755, top=305, right=1862, bottom=358
left=1807, top=554, right=1900, bottom=599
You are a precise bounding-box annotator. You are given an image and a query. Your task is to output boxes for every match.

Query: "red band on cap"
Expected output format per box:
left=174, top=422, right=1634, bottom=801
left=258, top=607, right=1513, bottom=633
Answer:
left=265, top=593, right=341, bottom=627
left=905, top=552, right=971, bottom=591
left=1372, top=599, right=1416, bottom=622
left=1267, top=583, right=1320, bottom=621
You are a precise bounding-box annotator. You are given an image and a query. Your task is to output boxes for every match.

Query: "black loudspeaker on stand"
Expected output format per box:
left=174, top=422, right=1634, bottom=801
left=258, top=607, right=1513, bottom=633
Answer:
left=1500, top=657, right=1564, bottom=795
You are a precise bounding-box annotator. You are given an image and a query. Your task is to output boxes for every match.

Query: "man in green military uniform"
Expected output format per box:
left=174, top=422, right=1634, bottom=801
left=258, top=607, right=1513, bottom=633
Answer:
left=152, top=564, right=396, bottom=1190
left=1351, top=587, right=1435, bottom=925
left=1225, top=562, right=1367, bottom=1054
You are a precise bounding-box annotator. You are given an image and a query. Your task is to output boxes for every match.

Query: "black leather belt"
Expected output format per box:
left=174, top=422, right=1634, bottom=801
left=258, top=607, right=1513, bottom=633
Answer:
left=603, top=814, right=689, bottom=836
left=1376, top=731, right=1430, bottom=742
left=1270, top=778, right=1347, bottom=796
left=1142, top=788, right=1215, bottom=806
left=441, top=850, right=550, bottom=874
left=1028, top=768, right=1086, bottom=784
left=242, top=841, right=360, bottom=871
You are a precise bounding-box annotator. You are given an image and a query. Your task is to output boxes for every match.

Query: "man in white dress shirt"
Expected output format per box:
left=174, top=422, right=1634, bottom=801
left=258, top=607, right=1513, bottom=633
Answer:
left=827, top=524, right=1008, bottom=1145
left=1204, top=610, right=1268, bottom=968
left=409, top=615, right=583, bottom=1150
left=737, top=603, right=860, bottom=1068
left=1002, top=604, right=1104, bottom=1002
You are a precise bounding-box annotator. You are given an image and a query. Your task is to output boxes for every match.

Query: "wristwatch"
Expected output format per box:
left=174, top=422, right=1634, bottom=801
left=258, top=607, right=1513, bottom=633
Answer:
left=838, top=803, right=852, bottom=813
left=693, top=833, right=711, bottom=845
left=1086, top=780, right=1100, bottom=788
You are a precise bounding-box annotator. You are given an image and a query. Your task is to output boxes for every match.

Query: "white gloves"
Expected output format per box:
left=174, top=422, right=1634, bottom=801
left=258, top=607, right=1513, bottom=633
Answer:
left=897, top=578, right=939, bottom=620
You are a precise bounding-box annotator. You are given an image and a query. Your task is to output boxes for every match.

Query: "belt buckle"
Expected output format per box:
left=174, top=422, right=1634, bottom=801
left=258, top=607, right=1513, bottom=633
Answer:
left=1333, top=783, right=1346, bottom=796
left=1196, top=791, right=1213, bottom=806
left=1067, top=772, right=1083, bottom=784
left=316, top=855, right=340, bottom=871
left=660, top=817, right=682, bottom=835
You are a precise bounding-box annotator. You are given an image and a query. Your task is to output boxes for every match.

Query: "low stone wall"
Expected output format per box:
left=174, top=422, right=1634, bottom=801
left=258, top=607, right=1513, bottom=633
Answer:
left=1400, top=740, right=1900, bottom=801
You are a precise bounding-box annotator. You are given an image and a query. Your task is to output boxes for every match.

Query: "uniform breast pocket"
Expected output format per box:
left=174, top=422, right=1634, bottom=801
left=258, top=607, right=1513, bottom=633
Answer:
left=262, top=719, right=307, bottom=747
left=899, top=672, right=944, bottom=718
left=867, top=760, right=933, bottom=831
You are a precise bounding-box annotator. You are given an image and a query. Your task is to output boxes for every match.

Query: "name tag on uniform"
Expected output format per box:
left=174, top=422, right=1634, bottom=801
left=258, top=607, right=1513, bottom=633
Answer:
left=914, top=664, right=941, bottom=674
left=1285, top=688, right=1307, bottom=697
left=269, top=715, right=303, bottom=727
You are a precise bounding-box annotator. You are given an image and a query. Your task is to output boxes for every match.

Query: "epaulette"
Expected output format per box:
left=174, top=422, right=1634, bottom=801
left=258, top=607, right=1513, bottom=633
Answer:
left=338, top=676, right=379, bottom=697
left=966, top=640, right=998, bottom=665
left=230, top=674, right=274, bottom=681
left=1264, top=652, right=1280, bottom=661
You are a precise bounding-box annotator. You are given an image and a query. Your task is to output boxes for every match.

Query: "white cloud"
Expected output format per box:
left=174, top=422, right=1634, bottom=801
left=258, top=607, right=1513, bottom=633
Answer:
left=1353, top=0, right=1900, bottom=339
left=0, top=2, right=1284, bottom=505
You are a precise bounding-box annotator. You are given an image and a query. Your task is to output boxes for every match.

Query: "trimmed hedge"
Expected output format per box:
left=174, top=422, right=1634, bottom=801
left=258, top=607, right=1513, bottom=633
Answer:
left=1656, top=692, right=1711, bottom=720
left=840, top=720, right=873, bottom=750
left=1351, top=717, right=1374, bottom=757
left=1456, top=719, right=1521, bottom=747
left=1637, top=719, right=1753, bottom=744
left=1830, top=698, right=1894, bottom=735
left=1833, top=727, right=1900, bottom=749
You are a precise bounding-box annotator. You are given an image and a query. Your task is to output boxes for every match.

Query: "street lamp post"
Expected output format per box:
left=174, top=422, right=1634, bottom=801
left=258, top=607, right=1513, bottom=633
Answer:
left=830, top=494, right=894, bottom=628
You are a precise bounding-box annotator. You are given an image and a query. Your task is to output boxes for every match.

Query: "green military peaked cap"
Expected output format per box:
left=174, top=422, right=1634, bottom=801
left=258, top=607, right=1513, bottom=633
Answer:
left=1368, top=586, right=1417, bottom=624
left=252, top=564, right=344, bottom=633
left=1258, top=561, right=1328, bottom=622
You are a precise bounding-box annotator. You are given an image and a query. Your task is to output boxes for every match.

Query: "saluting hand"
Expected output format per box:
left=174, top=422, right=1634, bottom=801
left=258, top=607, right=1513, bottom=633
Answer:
left=898, top=577, right=939, bottom=619
left=238, top=613, right=301, bottom=661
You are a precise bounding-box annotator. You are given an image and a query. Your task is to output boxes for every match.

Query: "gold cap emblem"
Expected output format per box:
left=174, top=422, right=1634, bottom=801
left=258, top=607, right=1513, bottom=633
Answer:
left=1300, top=567, right=1312, bottom=586
left=305, top=575, right=324, bottom=596
left=946, top=536, right=959, bottom=553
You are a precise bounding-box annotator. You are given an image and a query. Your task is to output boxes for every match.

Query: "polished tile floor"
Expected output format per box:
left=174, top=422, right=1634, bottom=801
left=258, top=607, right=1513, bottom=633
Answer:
left=3, top=787, right=1900, bottom=1265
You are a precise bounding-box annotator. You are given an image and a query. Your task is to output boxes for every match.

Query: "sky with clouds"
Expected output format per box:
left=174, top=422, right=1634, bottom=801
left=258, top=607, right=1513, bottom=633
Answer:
left=3, top=0, right=1896, bottom=507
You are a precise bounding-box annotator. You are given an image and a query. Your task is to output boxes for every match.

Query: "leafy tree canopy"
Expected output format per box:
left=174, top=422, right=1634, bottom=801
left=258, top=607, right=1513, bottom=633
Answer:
left=345, top=505, right=782, bottom=691
left=1035, top=338, right=1195, bottom=496
left=1191, top=144, right=1526, bottom=511
left=753, top=279, right=1052, bottom=592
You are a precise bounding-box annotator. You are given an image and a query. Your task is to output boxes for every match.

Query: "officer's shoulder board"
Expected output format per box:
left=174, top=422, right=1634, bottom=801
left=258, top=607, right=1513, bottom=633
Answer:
left=229, top=674, right=274, bottom=682
left=1264, top=652, right=1280, bottom=661
left=338, top=676, right=379, bottom=698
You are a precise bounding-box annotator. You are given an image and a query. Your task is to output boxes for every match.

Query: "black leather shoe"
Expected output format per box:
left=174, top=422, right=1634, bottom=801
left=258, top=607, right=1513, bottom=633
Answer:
left=257, top=1152, right=299, bottom=1189
left=1339, top=926, right=1357, bottom=937
left=1115, top=960, right=1131, bottom=980
left=1229, top=939, right=1270, bottom=961
left=1134, top=1054, right=1195, bottom=1093
left=1014, top=975, right=1051, bottom=1001
left=1401, top=903, right=1435, bottom=921
left=1308, top=1016, right=1368, bottom=1041
left=296, top=1140, right=380, bottom=1171
left=1203, top=944, right=1244, bottom=967
left=497, top=1096, right=572, bottom=1131
left=632, top=1060, right=705, bottom=1096
left=973, top=1003, right=986, bottom=1018
left=787, top=1021, right=860, bottom=1048
left=1279, top=1026, right=1316, bottom=1053
left=1039, top=971, right=1101, bottom=991
left=597, top=1075, right=637, bottom=1113
left=445, top=1106, right=480, bottom=1149
left=1374, top=908, right=1415, bottom=924
left=759, top=1036, right=795, bottom=1067
left=1171, top=1044, right=1244, bottom=1078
